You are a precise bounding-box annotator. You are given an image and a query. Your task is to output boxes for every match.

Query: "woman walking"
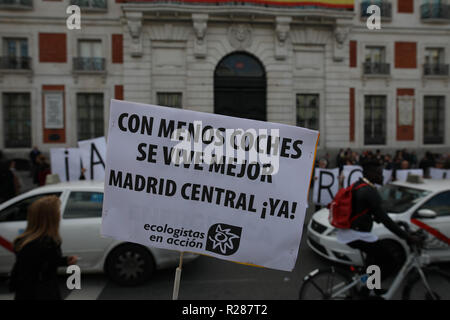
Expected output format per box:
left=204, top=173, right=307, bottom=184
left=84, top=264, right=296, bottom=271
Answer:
left=9, top=195, right=77, bottom=300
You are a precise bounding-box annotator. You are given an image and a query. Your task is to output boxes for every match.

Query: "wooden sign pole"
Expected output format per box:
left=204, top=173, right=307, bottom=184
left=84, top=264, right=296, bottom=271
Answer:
left=172, top=251, right=184, bottom=300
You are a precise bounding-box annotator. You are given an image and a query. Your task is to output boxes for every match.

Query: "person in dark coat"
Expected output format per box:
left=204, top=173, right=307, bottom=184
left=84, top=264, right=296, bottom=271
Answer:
left=0, top=160, right=16, bottom=204
left=36, top=155, right=51, bottom=186
left=29, top=146, right=41, bottom=183
left=10, top=195, right=77, bottom=300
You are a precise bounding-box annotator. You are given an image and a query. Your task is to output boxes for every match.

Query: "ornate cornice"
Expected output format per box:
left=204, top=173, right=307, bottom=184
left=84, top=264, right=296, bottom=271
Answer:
left=121, top=3, right=354, bottom=21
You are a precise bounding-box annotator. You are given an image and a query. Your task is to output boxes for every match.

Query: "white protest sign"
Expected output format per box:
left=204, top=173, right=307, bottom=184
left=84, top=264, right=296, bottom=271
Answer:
left=101, top=100, right=319, bottom=272
left=78, top=137, right=106, bottom=181
left=396, top=169, right=423, bottom=182
left=429, top=168, right=450, bottom=180
left=313, top=168, right=339, bottom=206
left=342, top=165, right=363, bottom=188
left=50, top=148, right=82, bottom=182
left=383, top=169, right=392, bottom=185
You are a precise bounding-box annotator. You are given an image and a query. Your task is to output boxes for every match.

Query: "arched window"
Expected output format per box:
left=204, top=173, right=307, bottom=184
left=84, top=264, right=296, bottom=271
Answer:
left=214, top=52, right=266, bottom=121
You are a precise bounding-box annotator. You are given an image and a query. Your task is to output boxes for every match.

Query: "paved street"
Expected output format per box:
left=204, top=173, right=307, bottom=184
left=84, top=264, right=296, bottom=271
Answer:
left=1, top=220, right=449, bottom=300
left=1, top=175, right=448, bottom=300
left=0, top=201, right=330, bottom=300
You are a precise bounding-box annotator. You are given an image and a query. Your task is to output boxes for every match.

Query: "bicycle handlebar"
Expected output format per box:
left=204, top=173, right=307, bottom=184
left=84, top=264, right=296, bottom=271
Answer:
left=396, top=221, right=427, bottom=251
left=396, top=221, right=410, bottom=232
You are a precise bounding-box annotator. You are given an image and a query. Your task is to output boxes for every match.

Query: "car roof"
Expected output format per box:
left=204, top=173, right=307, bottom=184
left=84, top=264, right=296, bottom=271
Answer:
left=390, top=179, right=450, bottom=193
left=30, top=180, right=105, bottom=194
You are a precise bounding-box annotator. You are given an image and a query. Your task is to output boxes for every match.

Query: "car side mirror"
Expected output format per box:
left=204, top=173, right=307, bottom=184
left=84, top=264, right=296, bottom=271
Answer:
left=417, top=208, right=437, bottom=219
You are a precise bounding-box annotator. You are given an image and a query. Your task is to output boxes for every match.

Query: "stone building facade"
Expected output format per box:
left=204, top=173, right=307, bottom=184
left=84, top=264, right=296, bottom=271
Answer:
left=0, top=0, right=449, bottom=161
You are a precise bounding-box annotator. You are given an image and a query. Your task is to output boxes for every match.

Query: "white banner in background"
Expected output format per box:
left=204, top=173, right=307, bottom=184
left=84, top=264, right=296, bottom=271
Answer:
left=313, top=168, right=339, bottom=206
left=50, top=148, right=82, bottom=182
left=101, top=100, right=319, bottom=272
left=78, top=137, right=107, bottom=181
left=429, top=168, right=450, bottom=180
left=383, top=169, right=393, bottom=185
left=342, top=165, right=363, bottom=188
left=396, top=169, right=423, bottom=182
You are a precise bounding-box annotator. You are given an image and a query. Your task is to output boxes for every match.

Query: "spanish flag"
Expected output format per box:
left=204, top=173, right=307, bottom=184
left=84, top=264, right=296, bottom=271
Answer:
left=226, top=0, right=354, bottom=9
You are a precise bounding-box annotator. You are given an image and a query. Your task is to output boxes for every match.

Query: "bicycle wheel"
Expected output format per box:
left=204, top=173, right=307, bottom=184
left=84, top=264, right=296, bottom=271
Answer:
left=402, top=268, right=450, bottom=300
left=299, top=267, right=354, bottom=300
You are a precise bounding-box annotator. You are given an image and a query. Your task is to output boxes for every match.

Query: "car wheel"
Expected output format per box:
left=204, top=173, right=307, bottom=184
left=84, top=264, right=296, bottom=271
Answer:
left=105, top=243, right=155, bottom=286
left=379, top=240, right=406, bottom=276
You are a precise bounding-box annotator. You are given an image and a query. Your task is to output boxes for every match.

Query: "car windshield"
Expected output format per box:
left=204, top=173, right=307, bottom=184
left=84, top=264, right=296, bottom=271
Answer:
left=379, top=184, right=431, bottom=214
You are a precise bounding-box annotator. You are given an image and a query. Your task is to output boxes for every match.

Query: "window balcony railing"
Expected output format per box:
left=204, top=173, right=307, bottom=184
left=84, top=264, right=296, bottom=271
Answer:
left=363, top=62, right=390, bottom=75
left=0, top=56, right=31, bottom=70
left=421, top=3, right=450, bottom=21
left=0, top=0, right=32, bottom=9
left=423, top=63, right=449, bottom=76
left=70, top=0, right=107, bottom=11
left=361, top=1, right=392, bottom=19
left=73, top=57, right=105, bottom=72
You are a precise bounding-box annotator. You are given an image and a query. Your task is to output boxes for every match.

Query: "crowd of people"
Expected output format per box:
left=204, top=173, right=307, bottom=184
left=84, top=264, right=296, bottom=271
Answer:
left=1, top=146, right=449, bottom=204
left=317, top=148, right=450, bottom=178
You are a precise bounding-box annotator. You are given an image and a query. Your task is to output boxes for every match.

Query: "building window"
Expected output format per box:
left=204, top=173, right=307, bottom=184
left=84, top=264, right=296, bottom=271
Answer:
left=296, top=94, right=319, bottom=130
left=361, top=0, right=392, bottom=19
left=364, top=46, right=390, bottom=75
left=424, top=47, right=449, bottom=76
left=77, top=93, right=104, bottom=141
left=421, top=0, right=450, bottom=20
left=364, top=95, right=387, bottom=145
left=157, top=92, right=182, bottom=108
left=1, top=38, right=30, bottom=70
left=0, top=0, right=33, bottom=10
left=423, top=96, right=445, bottom=144
left=74, top=39, right=105, bottom=72
left=2, top=93, right=31, bottom=148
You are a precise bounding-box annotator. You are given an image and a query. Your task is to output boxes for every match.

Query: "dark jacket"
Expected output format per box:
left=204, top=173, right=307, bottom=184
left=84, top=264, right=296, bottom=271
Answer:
left=0, top=163, right=15, bottom=203
left=10, top=236, right=68, bottom=300
left=350, top=179, right=409, bottom=240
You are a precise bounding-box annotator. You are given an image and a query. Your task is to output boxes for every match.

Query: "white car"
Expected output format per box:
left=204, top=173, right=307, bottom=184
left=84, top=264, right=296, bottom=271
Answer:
left=0, top=181, right=198, bottom=286
left=307, top=179, right=450, bottom=267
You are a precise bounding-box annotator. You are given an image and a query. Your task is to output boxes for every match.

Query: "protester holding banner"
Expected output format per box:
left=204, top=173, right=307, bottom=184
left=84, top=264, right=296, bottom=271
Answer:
left=9, top=195, right=77, bottom=300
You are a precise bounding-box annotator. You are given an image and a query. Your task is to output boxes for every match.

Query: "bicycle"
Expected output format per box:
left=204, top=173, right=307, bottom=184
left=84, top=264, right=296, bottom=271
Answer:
left=299, top=223, right=450, bottom=300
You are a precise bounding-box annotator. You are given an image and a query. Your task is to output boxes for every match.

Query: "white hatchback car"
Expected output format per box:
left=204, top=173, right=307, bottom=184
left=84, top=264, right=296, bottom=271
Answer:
left=307, top=179, right=450, bottom=266
left=0, top=181, right=197, bottom=286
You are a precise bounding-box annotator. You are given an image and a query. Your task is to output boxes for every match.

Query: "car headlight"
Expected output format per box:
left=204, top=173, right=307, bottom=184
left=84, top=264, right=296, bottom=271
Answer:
left=327, top=228, right=338, bottom=237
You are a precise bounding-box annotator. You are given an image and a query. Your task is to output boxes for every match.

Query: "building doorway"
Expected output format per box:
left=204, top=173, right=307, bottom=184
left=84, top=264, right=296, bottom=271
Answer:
left=214, top=52, right=266, bottom=121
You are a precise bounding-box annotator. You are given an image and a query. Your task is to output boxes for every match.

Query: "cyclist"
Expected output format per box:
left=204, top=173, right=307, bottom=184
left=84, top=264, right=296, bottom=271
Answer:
left=336, top=160, right=421, bottom=281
